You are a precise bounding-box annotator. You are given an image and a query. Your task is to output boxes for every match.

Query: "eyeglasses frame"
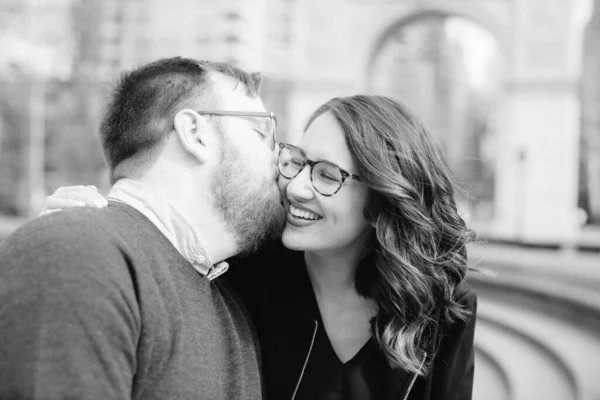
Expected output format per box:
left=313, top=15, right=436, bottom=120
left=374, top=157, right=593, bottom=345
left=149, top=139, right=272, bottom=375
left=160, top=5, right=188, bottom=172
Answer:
left=195, top=110, right=277, bottom=150
left=277, top=142, right=361, bottom=196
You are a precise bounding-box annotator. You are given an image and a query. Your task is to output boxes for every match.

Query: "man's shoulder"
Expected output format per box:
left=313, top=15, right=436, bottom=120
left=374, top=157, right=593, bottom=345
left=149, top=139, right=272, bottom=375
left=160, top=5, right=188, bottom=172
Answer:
left=0, top=208, right=142, bottom=313
left=6, top=208, right=110, bottom=246
left=0, top=206, right=137, bottom=271
left=40, top=203, right=131, bottom=228
left=8, top=205, right=137, bottom=245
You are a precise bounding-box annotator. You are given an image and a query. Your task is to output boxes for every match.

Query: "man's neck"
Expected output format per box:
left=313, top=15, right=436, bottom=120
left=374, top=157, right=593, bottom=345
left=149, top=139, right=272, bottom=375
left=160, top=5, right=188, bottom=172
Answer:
left=137, top=169, right=238, bottom=264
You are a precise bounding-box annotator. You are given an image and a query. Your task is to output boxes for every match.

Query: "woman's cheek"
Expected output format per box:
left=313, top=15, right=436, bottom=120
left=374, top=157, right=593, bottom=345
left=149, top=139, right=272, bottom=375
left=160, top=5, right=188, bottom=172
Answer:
left=277, top=176, right=289, bottom=195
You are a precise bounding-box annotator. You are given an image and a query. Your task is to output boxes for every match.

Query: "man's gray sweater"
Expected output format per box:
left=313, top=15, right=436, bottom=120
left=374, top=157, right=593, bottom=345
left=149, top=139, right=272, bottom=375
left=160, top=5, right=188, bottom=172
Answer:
left=0, top=202, right=262, bottom=400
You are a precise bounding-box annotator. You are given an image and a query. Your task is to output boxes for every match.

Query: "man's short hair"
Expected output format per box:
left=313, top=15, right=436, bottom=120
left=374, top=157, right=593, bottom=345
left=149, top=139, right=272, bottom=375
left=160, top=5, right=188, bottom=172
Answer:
left=100, top=57, right=263, bottom=181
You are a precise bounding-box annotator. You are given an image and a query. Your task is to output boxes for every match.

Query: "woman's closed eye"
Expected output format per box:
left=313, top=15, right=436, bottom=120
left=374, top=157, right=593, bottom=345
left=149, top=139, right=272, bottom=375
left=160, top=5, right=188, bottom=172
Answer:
left=318, top=171, right=339, bottom=182
left=291, top=159, right=304, bottom=168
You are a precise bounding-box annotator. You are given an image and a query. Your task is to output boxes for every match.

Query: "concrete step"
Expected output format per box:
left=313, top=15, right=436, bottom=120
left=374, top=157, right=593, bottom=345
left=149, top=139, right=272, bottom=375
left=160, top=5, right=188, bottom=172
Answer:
left=474, top=294, right=600, bottom=400
left=473, top=343, right=511, bottom=400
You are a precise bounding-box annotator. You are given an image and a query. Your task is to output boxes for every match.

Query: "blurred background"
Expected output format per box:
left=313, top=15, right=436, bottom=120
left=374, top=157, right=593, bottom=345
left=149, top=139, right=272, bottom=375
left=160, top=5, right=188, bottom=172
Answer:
left=0, top=0, right=599, bottom=399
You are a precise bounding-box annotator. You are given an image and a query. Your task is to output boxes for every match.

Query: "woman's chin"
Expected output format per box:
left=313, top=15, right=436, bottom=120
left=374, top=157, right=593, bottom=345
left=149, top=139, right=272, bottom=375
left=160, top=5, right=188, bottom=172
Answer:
left=281, top=229, right=306, bottom=251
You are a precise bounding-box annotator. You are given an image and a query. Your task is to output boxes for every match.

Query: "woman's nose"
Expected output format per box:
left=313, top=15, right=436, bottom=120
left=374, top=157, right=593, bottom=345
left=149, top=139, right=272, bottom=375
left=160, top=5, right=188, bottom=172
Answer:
left=285, top=165, right=314, bottom=200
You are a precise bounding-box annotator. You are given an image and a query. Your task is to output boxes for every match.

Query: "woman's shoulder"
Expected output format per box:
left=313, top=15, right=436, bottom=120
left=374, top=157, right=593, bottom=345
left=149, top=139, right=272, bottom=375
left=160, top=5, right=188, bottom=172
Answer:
left=237, top=241, right=304, bottom=275
left=223, top=241, right=305, bottom=293
left=432, top=279, right=477, bottom=337
left=455, top=279, right=477, bottom=310
left=436, top=279, right=477, bottom=340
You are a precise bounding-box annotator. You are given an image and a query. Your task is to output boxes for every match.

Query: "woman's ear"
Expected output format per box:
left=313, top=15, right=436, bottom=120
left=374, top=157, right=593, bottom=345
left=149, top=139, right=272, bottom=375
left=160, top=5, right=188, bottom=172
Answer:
left=173, top=109, right=213, bottom=164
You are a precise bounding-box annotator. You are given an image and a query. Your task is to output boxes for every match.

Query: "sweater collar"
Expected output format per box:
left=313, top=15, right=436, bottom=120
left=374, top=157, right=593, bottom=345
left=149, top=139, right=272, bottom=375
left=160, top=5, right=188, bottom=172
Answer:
left=107, top=178, right=228, bottom=280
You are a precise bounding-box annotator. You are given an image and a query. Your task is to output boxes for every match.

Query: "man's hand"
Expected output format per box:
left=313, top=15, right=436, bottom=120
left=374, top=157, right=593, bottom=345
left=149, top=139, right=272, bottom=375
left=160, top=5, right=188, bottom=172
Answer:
left=40, top=185, right=108, bottom=216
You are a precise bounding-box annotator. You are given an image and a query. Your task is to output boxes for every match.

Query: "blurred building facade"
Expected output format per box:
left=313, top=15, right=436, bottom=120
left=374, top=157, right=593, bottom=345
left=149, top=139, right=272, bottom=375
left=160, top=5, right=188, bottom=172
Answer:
left=0, top=0, right=599, bottom=247
left=90, top=0, right=295, bottom=119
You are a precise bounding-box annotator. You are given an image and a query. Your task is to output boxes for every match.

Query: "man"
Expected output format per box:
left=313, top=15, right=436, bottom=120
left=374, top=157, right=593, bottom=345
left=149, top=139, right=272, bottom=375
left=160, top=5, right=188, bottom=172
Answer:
left=0, top=57, right=285, bottom=399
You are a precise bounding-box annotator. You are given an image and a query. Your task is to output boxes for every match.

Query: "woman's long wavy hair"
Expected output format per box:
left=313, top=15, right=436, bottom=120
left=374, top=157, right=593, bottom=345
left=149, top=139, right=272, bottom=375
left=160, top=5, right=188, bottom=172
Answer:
left=305, top=95, right=474, bottom=376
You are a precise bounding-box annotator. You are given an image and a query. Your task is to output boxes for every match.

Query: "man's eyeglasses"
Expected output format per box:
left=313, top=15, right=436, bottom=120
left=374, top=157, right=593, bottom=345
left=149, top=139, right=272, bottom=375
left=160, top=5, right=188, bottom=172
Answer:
left=196, top=110, right=277, bottom=150
left=277, top=143, right=361, bottom=196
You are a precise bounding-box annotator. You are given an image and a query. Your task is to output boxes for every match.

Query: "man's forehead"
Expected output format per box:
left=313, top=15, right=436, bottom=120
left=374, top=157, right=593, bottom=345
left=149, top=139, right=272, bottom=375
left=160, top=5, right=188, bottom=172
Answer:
left=210, top=71, right=266, bottom=112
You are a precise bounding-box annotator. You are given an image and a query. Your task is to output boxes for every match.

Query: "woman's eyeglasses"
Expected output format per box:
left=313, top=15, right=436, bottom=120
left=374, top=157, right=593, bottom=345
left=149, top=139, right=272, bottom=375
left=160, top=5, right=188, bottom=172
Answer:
left=277, top=143, right=361, bottom=196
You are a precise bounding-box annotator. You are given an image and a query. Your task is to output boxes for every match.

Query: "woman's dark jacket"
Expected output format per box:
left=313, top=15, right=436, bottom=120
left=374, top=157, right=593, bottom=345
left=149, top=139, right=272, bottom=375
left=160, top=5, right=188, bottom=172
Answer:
left=226, top=241, right=477, bottom=400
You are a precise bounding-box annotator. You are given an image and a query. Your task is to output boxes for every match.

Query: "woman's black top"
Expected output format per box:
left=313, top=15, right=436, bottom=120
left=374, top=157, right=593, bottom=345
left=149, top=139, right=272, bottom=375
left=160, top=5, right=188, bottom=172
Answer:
left=226, top=241, right=477, bottom=400
left=294, top=321, right=394, bottom=400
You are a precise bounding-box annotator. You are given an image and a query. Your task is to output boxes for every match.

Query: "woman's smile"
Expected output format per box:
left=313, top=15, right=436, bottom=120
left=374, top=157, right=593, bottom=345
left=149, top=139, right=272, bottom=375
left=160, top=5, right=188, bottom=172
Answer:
left=286, top=203, right=323, bottom=227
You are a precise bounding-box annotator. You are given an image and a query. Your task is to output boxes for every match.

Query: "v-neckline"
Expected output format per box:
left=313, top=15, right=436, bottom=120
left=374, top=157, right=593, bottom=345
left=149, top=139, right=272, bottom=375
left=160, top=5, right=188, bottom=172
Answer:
left=336, top=335, right=373, bottom=366
left=311, top=294, right=375, bottom=365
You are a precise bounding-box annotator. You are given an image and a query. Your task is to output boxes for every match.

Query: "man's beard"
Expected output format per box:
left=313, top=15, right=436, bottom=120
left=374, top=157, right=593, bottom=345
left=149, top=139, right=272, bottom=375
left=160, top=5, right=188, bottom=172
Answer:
left=210, top=141, right=286, bottom=256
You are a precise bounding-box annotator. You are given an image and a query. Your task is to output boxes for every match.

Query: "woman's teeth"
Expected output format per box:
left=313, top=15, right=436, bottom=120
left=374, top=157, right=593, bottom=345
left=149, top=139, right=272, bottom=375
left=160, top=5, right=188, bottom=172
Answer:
left=290, top=204, right=321, bottom=221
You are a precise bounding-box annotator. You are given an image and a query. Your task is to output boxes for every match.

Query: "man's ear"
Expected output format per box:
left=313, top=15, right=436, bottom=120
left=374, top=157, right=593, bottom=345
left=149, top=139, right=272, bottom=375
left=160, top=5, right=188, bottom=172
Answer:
left=173, top=109, right=213, bottom=163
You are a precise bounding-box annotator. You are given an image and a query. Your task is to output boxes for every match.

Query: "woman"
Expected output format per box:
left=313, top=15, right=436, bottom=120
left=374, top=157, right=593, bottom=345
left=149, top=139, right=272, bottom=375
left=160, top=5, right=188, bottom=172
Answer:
left=42, top=94, right=477, bottom=400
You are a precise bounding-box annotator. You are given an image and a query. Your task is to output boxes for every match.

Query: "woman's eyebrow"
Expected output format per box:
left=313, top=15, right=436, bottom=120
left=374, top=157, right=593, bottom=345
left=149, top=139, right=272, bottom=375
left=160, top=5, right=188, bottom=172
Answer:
left=300, top=147, right=346, bottom=168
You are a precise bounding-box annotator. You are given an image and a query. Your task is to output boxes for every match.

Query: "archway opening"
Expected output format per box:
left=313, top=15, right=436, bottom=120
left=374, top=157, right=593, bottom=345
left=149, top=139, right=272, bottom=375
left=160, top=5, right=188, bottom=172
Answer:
left=368, top=13, right=504, bottom=225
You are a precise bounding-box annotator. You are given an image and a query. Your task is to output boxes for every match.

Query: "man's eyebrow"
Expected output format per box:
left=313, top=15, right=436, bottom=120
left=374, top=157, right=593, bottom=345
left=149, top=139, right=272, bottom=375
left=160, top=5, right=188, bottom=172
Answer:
left=239, top=115, right=269, bottom=129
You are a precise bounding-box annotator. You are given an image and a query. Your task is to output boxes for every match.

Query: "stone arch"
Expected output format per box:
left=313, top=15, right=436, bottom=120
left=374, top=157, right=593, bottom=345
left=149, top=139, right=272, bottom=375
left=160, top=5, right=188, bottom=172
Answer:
left=364, top=4, right=510, bottom=84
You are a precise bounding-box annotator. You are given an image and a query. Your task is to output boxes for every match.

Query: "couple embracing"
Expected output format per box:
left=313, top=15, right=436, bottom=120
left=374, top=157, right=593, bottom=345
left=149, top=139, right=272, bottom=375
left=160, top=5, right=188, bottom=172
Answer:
left=0, top=57, right=476, bottom=400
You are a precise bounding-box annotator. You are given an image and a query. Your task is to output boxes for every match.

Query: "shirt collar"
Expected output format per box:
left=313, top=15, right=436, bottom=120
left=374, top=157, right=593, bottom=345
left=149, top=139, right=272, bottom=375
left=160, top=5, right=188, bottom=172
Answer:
left=107, top=178, right=228, bottom=280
